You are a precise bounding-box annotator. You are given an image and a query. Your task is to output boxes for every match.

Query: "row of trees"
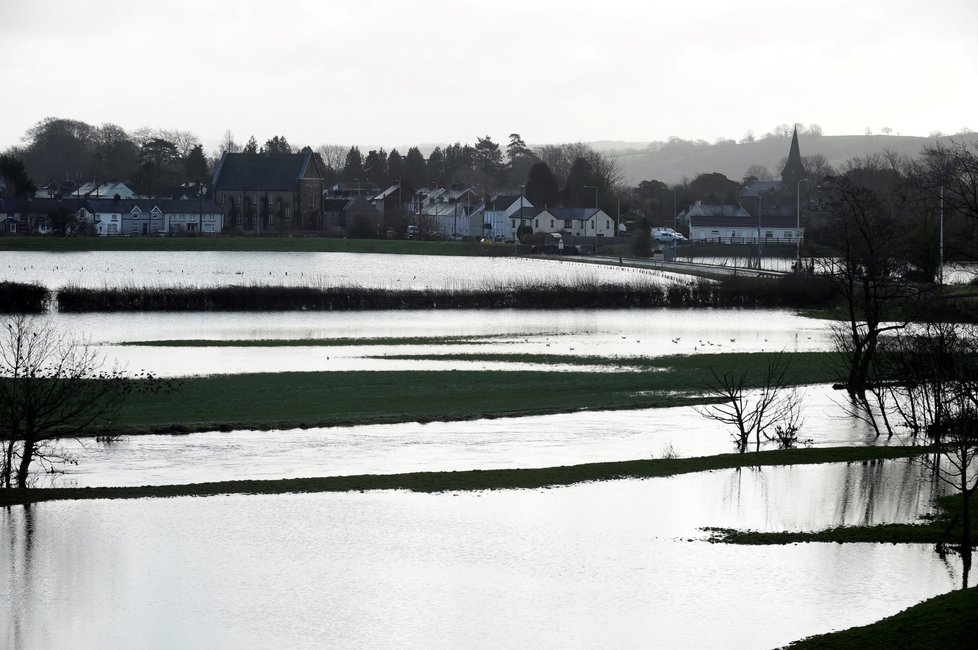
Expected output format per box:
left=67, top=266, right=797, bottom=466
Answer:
left=5, top=118, right=213, bottom=195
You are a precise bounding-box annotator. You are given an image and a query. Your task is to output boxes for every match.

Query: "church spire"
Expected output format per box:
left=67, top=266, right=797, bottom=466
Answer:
left=781, top=126, right=805, bottom=191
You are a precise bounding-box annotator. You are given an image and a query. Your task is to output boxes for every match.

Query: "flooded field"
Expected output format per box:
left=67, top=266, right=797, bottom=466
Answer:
left=1, top=250, right=684, bottom=290
left=2, top=486, right=971, bottom=650
left=0, top=251, right=966, bottom=649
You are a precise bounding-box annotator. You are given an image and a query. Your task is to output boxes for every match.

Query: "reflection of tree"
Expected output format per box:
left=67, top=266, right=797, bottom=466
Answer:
left=696, top=352, right=803, bottom=453
left=871, top=322, right=978, bottom=569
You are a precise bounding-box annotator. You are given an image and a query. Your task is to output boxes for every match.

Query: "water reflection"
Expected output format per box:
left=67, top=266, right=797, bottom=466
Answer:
left=40, top=308, right=834, bottom=376
left=1, top=250, right=684, bottom=290
left=45, top=384, right=874, bottom=488
left=1, top=487, right=973, bottom=650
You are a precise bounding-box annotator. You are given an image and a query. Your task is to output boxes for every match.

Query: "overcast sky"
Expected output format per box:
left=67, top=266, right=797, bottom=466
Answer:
left=2, top=0, right=976, bottom=153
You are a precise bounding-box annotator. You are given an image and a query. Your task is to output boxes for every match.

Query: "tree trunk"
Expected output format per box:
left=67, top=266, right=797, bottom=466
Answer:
left=16, top=439, right=34, bottom=489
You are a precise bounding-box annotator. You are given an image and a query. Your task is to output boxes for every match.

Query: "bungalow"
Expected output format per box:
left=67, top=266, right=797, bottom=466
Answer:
left=689, top=213, right=803, bottom=244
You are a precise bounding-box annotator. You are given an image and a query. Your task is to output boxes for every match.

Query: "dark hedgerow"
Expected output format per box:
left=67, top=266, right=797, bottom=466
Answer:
left=0, top=281, right=51, bottom=313
left=54, top=275, right=840, bottom=312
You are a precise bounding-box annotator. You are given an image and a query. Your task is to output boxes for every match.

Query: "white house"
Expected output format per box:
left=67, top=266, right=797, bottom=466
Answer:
left=80, top=198, right=224, bottom=236
left=73, top=181, right=139, bottom=199
left=531, top=208, right=616, bottom=238
left=482, top=194, right=535, bottom=241
left=414, top=187, right=484, bottom=239
left=689, top=213, right=803, bottom=244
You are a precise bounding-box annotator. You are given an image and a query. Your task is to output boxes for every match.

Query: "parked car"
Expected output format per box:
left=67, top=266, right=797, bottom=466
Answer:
left=405, top=225, right=419, bottom=239
left=652, top=228, right=686, bottom=242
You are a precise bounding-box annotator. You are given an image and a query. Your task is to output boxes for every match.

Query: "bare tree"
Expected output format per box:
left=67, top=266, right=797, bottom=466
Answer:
left=0, top=315, right=162, bottom=489
left=219, top=130, right=241, bottom=155
left=316, top=144, right=347, bottom=174
left=696, top=353, right=803, bottom=452
left=817, top=168, right=913, bottom=398
left=875, top=322, right=978, bottom=564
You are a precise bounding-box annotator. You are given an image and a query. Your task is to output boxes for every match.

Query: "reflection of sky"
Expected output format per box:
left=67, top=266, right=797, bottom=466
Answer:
left=42, top=307, right=834, bottom=376
left=49, top=384, right=884, bottom=489
left=1, top=250, right=685, bottom=289
left=2, top=492, right=973, bottom=650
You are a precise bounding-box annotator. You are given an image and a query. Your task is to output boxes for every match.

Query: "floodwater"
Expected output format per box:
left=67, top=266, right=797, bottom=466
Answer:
left=2, top=251, right=965, bottom=648
left=47, top=384, right=879, bottom=488
left=2, top=484, right=972, bottom=650
left=1, top=250, right=684, bottom=290
left=45, top=307, right=833, bottom=376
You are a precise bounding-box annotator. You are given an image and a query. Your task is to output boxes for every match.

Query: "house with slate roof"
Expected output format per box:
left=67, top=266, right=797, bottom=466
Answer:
left=688, top=211, right=803, bottom=244
left=322, top=196, right=382, bottom=237
left=483, top=194, right=534, bottom=241
left=79, top=198, right=223, bottom=236
left=412, top=187, right=484, bottom=239
left=212, top=151, right=325, bottom=233
left=0, top=197, right=88, bottom=235
left=531, top=208, right=616, bottom=238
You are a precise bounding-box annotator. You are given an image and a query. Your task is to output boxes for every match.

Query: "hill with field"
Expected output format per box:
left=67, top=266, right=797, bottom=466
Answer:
left=600, top=133, right=978, bottom=185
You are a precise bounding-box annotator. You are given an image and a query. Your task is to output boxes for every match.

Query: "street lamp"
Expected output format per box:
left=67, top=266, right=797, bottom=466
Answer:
left=516, top=185, right=524, bottom=254
left=584, top=185, right=598, bottom=255
left=757, top=190, right=763, bottom=269
left=937, top=179, right=944, bottom=284
left=796, top=178, right=810, bottom=273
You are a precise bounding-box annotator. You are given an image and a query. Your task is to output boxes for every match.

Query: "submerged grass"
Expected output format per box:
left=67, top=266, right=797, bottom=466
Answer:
left=0, top=446, right=930, bottom=506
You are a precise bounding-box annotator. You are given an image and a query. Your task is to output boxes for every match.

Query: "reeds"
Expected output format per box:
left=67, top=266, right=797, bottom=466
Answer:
left=0, top=281, right=51, bottom=313
left=55, top=274, right=838, bottom=312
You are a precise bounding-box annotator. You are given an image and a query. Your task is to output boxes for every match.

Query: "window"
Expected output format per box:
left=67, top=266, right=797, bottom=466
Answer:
left=765, top=231, right=774, bottom=239
left=607, top=220, right=611, bottom=230
left=550, top=219, right=554, bottom=228
left=534, top=219, right=538, bottom=228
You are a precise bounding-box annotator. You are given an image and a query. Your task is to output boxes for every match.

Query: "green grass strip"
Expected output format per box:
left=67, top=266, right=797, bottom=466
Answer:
left=105, top=354, right=841, bottom=434
left=706, top=488, right=977, bottom=547
left=783, top=586, right=978, bottom=649
left=0, top=446, right=930, bottom=506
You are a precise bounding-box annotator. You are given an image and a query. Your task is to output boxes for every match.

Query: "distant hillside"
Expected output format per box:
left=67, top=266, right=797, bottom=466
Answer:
left=608, top=133, right=978, bottom=185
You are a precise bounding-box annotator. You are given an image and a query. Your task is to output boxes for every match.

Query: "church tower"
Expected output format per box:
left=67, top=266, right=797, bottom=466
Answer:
left=780, top=126, right=806, bottom=194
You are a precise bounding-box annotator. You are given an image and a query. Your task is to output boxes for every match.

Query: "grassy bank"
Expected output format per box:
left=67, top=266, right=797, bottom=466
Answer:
left=101, top=352, right=840, bottom=434
left=706, top=491, right=978, bottom=546
left=0, top=446, right=929, bottom=506
left=783, top=586, right=978, bottom=649
left=55, top=274, right=839, bottom=311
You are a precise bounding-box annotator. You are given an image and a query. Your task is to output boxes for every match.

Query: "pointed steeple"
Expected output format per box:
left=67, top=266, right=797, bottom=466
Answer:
left=781, top=126, right=805, bottom=191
